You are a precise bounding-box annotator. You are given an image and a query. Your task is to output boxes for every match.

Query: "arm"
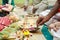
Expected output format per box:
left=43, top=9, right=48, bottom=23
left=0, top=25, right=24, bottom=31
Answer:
left=36, top=1, right=60, bottom=26
left=46, top=1, right=60, bottom=19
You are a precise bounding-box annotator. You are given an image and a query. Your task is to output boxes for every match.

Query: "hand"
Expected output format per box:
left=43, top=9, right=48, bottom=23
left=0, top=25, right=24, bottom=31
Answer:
left=36, top=16, right=50, bottom=26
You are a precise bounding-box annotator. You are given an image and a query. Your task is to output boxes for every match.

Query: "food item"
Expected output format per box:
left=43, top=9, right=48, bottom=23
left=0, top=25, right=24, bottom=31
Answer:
left=0, top=24, right=5, bottom=31
left=9, top=23, right=18, bottom=29
left=9, top=33, right=16, bottom=38
left=2, top=34, right=8, bottom=38
left=9, top=16, right=19, bottom=22
left=16, top=31, right=23, bottom=38
left=23, top=30, right=30, bottom=36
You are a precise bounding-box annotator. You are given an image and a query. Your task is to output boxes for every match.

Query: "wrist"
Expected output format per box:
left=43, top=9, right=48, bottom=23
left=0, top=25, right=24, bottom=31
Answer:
left=45, top=16, right=50, bottom=20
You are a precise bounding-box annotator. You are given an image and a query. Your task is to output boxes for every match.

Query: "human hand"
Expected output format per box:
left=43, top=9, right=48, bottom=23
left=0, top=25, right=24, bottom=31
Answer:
left=36, top=16, right=50, bottom=26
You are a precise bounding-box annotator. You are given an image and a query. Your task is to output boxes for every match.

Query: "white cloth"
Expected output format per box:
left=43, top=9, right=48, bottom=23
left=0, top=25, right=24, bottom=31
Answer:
left=37, top=9, right=50, bottom=16
left=24, top=0, right=56, bottom=7
left=24, top=0, right=56, bottom=14
left=51, top=29, right=60, bottom=40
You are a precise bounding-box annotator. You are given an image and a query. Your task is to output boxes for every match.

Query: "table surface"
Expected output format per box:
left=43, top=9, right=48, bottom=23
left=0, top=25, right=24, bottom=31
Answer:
left=29, top=31, right=46, bottom=40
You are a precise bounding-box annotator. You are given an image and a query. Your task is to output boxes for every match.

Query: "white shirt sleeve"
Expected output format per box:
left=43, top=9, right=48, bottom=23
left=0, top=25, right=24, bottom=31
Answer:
left=39, top=9, right=50, bottom=16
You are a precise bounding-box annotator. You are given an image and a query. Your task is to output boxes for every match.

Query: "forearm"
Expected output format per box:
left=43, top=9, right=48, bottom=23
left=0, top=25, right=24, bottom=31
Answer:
left=47, top=1, right=60, bottom=19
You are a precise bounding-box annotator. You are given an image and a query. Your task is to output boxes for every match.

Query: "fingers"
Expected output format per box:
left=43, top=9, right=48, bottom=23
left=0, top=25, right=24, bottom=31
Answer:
left=36, top=16, right=44, bottom=26
left=36, top=16, right=49, bottom=26
left=36, top=18, right=42, bottom=26
left=38, top=19, right=45, bottom=26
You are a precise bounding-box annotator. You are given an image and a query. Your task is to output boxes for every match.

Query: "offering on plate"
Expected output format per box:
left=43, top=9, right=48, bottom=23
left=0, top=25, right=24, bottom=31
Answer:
left=22, top=28, right=30, bottom=36
left=18, top=15, right=39, bottom=32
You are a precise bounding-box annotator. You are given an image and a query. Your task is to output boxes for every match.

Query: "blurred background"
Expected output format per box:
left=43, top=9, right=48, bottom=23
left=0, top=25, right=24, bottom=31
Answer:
left=0, top=0, right=32, bottom=7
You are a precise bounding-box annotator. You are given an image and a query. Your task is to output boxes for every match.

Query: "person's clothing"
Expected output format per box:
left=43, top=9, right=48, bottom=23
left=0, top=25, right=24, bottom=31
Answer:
left=0, top=16, right=12, bottom=31
left=33, top=0, right=56, bottom=8
left=0, top=11, right=9, bottom=17
left=2, top=0, right=8, bottom=5
left=24, top=0, right=56, bottom=13
left=39, top=9, right=60, bottom=40
left=35, top=0, right=56, bottom=14
left=2, top=0, right=15, bottom=6
left=1, top=0, right=15, bottom=17
left=0, top=4, right=13, bottom=17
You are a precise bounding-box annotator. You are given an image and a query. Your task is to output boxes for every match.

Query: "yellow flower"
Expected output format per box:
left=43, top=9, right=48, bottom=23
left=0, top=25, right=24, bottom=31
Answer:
left=23, top=30, right=30, bottom=36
